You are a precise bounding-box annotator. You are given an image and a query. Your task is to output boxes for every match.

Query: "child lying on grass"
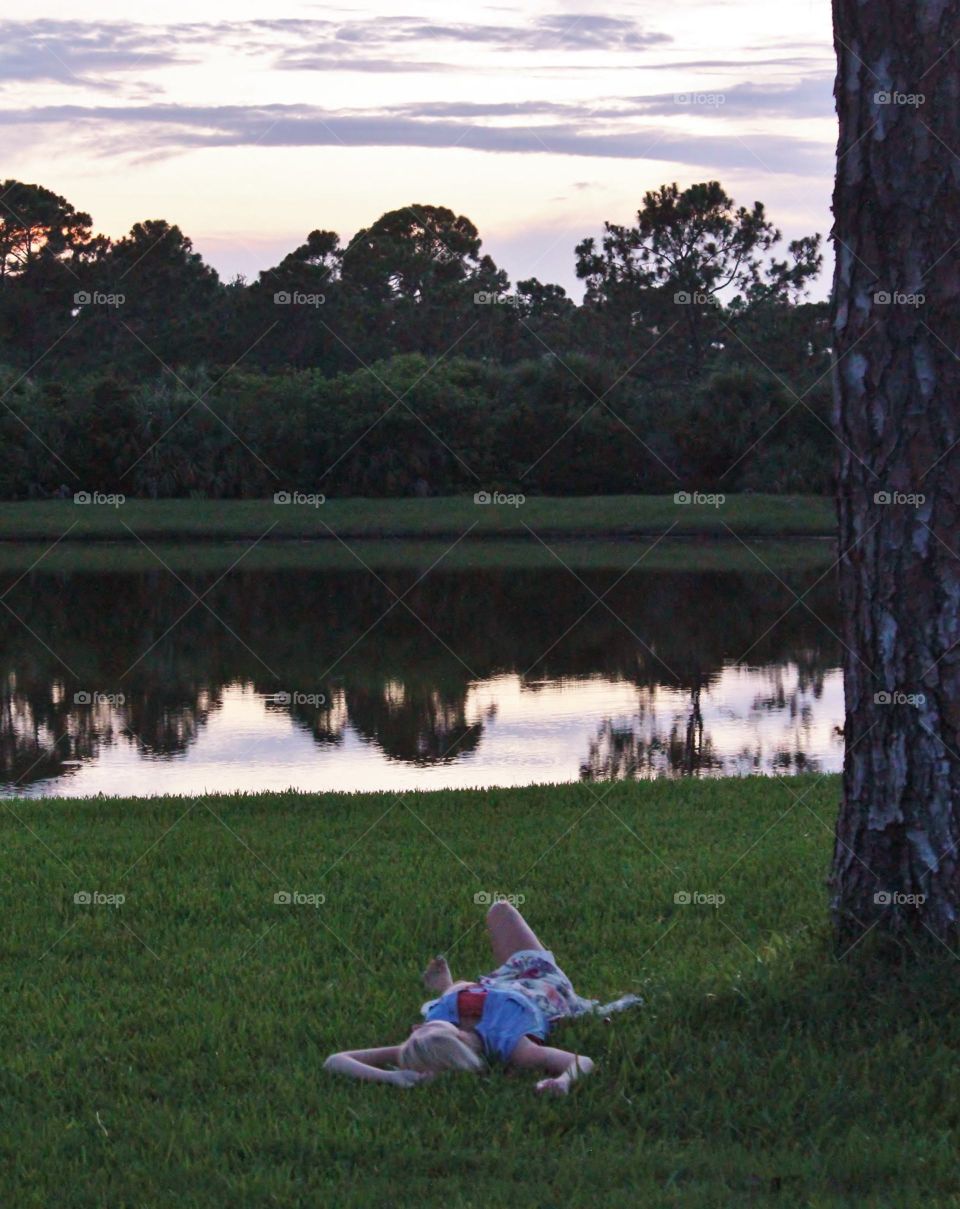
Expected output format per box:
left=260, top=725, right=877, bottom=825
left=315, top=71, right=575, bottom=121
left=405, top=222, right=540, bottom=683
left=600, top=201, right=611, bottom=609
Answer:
left=325, top=900, right=640, bottom=1095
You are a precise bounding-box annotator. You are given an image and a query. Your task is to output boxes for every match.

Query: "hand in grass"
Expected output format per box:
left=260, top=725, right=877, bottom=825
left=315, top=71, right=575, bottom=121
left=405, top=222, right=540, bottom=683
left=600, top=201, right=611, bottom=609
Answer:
left=392, top=1069, right=433, bottom=1088
left=535, top=1074, right=572, bottom=1095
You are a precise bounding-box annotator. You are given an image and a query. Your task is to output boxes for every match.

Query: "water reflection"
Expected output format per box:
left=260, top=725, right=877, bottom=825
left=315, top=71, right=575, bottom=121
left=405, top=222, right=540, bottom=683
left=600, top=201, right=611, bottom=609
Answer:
left=1, top=556, right=843, bottom=795
left=580, top=663, right=836, bottom=780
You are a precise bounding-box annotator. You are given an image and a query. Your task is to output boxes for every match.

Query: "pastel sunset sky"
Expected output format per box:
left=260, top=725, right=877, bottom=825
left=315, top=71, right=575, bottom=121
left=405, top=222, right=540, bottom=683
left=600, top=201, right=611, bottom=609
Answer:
left=6, top=1, right=837, bottom=295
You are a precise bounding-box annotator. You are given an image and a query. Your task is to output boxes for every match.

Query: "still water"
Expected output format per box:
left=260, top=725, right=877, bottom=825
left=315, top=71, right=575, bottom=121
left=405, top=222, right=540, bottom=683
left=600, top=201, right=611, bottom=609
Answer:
left=1, top=543, right=844, bottom=796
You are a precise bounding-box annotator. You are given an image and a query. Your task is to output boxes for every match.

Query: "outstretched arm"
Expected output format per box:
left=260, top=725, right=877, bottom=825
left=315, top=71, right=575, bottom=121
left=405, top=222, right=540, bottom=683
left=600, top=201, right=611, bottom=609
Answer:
left=324, top=1046, right=426, bottom=1087
left=507, top=1037, right=595, bottom=1095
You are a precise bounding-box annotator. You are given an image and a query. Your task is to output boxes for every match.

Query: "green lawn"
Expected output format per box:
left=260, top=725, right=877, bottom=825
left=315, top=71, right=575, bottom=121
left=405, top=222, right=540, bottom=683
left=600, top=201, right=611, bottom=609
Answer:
left=0, top=534, right=835, bottom=575
left=0, top=493, right=836, bottom=542
left=3, top=775, right=957, bottom=1207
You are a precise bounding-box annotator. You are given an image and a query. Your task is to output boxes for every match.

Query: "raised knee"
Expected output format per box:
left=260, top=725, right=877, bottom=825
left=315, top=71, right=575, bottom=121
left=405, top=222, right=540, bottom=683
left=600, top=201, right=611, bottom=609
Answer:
left=486, top=899, right=515, bottom=925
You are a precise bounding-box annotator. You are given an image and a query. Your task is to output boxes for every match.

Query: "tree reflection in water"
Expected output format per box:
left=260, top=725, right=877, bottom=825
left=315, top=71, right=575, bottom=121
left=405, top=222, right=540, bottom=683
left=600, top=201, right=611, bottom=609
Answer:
left=0, top=561, right=840, bottom=791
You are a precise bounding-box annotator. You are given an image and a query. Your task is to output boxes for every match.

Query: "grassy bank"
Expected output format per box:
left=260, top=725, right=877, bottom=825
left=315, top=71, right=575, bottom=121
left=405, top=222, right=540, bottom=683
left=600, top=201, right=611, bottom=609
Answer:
left=0, top=494, right=835, bottom=542
left=0, top=535, right=836, bottom=575
left=3, top=775, right=957, bottom=1207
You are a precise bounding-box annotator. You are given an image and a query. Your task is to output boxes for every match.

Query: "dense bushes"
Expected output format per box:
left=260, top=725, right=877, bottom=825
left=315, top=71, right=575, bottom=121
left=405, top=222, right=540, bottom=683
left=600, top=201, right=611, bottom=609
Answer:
left=0, top=180, right=835, bottom=499
left=0, top=354, right=835, bottom=500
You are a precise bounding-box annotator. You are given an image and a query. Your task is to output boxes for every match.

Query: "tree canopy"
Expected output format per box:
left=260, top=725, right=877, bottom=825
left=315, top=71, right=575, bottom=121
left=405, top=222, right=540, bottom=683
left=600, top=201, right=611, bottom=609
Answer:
left=0, top=178, right=827, bottom=501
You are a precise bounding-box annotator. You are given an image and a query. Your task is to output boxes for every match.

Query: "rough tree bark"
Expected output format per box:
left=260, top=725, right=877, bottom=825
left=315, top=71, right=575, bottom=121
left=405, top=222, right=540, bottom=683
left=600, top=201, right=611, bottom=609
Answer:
left=830, top=0, right=960, bottom=945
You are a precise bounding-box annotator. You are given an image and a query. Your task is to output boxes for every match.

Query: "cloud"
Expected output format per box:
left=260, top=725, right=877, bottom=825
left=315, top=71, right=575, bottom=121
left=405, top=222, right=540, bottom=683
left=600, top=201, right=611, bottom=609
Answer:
left=388, top=100, right=578, bottom=118
left=625, top=56, right=833, bottom=72
left=622, top=76, right=834, bottom=119
left=282, top=13, right=671, bottom=52
left=0, top=16, right=833, bottom=182
left=272, top=13, right=671, bottom=70
left=383, top=77, right=834, bottom=122
left=532, top=14, right=672, bottom=50
left=275, top=55, right=457, bottom=74
left=1, top=102, right=834, bottom=176
left=0, top=20, right=191, bottom=87
left=0, top=14, right=672, bottom=86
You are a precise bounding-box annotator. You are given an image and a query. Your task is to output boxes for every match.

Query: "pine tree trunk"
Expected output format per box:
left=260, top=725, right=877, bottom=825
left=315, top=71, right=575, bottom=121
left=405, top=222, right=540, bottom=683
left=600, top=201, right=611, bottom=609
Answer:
left=830, top=0, right=960, bottom=945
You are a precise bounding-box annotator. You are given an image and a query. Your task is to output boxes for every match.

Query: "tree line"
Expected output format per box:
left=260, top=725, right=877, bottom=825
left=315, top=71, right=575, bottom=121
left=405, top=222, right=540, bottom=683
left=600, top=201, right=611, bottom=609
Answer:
left=0, top=178, right=830, bottom=499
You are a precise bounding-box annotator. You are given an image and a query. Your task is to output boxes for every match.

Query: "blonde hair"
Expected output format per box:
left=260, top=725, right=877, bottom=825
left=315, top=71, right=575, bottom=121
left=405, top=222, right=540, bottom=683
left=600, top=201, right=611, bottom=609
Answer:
left=398, top=1026, right=484, bottom=1074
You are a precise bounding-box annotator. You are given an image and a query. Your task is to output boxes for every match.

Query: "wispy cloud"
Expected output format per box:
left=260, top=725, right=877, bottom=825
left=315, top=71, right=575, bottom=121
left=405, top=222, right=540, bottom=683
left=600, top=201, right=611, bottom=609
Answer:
left=0, top=5, right=836, bottom=294
left=622, top=76, right=834, bottom=119
left=1, top=101, right=834, bottom=175
left=0, top=14, right=673, bottom=85
left=388, top=77, right=834, bottom=122
left=0, top=20, right=192, bottom=87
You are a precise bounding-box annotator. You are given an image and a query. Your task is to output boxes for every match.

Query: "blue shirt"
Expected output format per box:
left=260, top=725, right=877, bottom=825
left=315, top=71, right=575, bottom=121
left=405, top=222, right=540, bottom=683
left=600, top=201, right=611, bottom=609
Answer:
left=424, top=986, right=548, bottom=1063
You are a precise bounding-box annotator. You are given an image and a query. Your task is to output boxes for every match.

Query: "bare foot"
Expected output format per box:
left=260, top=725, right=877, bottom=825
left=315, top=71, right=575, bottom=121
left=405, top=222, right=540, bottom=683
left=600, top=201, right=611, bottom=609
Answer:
left=423, top=955, right=453, bottom=993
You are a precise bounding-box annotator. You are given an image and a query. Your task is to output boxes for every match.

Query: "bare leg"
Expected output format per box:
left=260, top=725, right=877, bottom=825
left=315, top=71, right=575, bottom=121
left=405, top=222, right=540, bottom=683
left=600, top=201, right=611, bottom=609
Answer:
left=486, top=900, right=546, bottom=967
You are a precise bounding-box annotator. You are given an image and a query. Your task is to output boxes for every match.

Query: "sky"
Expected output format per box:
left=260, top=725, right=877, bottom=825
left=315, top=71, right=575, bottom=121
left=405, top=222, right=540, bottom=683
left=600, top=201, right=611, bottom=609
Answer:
left=4, top=1, right=837, bottom=298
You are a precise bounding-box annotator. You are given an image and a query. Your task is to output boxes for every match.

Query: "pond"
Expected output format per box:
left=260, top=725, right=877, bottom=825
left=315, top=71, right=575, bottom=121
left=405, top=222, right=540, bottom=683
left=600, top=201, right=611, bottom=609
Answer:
left=1, top=540, right=844, bottom=796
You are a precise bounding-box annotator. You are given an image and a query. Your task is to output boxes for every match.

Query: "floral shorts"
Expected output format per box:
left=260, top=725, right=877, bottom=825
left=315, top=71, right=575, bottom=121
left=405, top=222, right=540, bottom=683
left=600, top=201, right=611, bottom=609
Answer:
left=477, top=948, right=598, bottom=1023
